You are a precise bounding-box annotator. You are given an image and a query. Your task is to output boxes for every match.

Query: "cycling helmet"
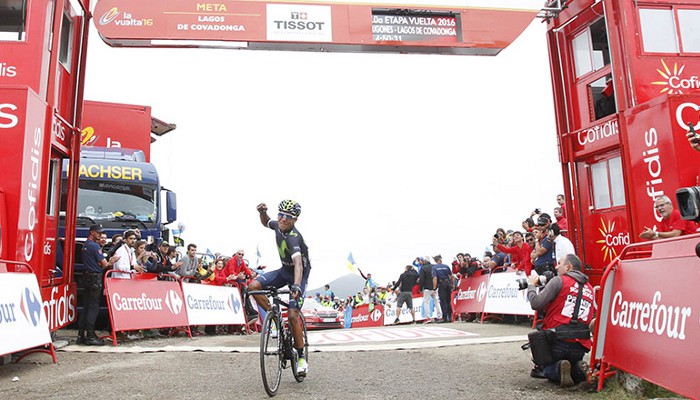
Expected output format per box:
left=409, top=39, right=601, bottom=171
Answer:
left=278, top=199, right=301, bottom=217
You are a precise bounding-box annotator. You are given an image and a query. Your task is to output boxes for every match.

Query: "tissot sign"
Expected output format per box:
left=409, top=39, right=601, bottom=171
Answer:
left=94, top=0, right=541, bottom=55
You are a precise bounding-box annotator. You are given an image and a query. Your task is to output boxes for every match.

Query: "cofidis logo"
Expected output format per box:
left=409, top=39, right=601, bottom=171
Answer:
left=652, top=59, right=700, bottom=94
left=595, top=218, right=630, bottom=263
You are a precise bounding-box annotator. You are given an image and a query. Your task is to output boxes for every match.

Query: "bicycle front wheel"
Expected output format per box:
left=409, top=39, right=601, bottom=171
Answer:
left=260, top=312, right=283, bottom=397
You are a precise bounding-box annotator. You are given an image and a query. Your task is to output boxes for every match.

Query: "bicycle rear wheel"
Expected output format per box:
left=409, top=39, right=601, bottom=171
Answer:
left=260, top=312, right=282, bottom=397
left=292, top=315, right=309, bottom=383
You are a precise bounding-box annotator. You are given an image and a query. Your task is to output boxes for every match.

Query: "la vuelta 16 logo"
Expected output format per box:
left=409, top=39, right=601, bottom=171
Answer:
left=595, top=218, right=630, bottom=263
left=651, top=59, right=700, bottom=94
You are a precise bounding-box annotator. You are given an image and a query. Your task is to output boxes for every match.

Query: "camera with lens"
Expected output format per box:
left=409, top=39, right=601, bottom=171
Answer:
left=517, top=277, right=529, bottom=290
left=517, top=270, right=555, bottom=290
left=676, top=186, right=700, bottom=222
left=534, top=208, right=541, bottom=214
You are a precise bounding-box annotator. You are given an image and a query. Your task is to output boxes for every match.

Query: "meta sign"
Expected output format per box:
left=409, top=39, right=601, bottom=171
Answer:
left=94, top=0, right=541, bottom=55
left=0, top=272, right=52, bottom=356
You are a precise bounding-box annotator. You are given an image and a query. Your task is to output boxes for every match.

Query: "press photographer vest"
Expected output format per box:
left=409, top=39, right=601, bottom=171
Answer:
left=543, top=275, right=594, bottom=349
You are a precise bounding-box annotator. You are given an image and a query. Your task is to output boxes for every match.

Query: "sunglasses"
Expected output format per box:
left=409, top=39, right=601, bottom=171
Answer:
left=278, top=212, right=295, bottom=220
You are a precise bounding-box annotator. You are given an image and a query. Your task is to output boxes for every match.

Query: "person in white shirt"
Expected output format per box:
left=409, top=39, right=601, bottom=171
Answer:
left=113, top=230, right=139, bottom=278
left=551, top=223, right=576, bottom=263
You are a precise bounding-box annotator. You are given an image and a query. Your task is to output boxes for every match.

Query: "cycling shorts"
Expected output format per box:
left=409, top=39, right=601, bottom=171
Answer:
left=254, top=267, right=310, bottom=310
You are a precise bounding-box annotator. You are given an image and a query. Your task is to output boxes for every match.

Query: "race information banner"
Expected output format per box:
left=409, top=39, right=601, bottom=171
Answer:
left=0, top=273, right=52, bottom=356
left=105, top=277, right=189, bottom=331
left=182, top=282, right=246, bottom=326
left=482, top=271, right=535, bottom=316
left=371, top=13, right=458, bottom=42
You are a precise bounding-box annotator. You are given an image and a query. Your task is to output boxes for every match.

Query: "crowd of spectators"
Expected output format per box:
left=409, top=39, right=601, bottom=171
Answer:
left=78, top=229, right=261, bottom=344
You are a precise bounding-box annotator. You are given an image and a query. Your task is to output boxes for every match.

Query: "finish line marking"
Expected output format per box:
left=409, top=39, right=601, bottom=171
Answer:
left=308, top=326, right=475, bottom=345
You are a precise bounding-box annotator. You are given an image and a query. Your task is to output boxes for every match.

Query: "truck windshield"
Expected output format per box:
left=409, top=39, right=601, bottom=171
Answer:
left=77, top=181, right=157, bottom=225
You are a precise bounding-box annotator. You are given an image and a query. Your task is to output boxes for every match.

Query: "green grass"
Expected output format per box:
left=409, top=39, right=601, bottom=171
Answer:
left=591, top=376, right=685, bottom=399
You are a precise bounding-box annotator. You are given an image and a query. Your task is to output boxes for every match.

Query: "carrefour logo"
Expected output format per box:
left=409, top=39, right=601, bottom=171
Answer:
left=165, top=290, right=183, bottom=315
left=20, top=287, right=42, bottom=327
left=595, top=218, right=630, bottom=262
left=227, top=293, right=241, bottom=314
left=652, top=59, right=700, bottom=94
left=477, top=282, right=487, bottom=303
left=370, top=308, right=382, bottom=322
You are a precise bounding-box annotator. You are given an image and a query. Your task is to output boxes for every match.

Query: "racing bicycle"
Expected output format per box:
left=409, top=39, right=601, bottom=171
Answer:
left=247, top=287, right=309, bottom=397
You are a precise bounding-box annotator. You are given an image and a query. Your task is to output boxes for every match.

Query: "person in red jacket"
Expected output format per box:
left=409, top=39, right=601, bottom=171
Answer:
left=223, top=249, right=256, bottom=288
left=527, top=254, right=593, bottom=387
left=494, top=231, right=533, bottom=275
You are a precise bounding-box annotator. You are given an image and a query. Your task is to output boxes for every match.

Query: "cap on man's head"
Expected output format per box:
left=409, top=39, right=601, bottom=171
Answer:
left=89, top=224, right=104, bottom=233
left=159, top=241, right=170, bottom=248
left=536, top=216, right=550, bottom=226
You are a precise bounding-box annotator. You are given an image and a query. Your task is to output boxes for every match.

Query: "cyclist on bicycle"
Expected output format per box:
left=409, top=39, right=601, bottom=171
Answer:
left=250, top=199, right=311, bottom=376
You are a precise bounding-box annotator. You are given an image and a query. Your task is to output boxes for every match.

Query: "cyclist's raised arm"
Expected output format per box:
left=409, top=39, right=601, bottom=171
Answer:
left=257, top=203, right=271, bottom=227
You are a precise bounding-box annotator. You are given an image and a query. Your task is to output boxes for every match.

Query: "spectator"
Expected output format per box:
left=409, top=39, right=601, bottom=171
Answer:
left=522, top=218, right=535, bottom=233
left=354, top=291, right=364, bottom=306
left=527, top=254, right=593, bottom=387
left=639, top=195, right=698, bottom=240
left=554, top=207, right=568, bottom=234
left=432, top=255, right=454, bottom=323
left=134, top=240, right=154, bottom=273
left=99, top=233, right=108, bottom=249
left=525, top=232, right=536, bottom=249
left=361, top=287, right=370, bottom=304
left=112, top=230, right=138, bottom=279
left=392, top=265, right=419, bottom=324
left=377, top=287, right=388, bottom=304
left=495, top=231, right=533, bottom=275
left=324, top=284, right=335, bottom=300
left=358, top=267, right=378, bottom=289
left=175, top=243, right=200, bottom=277
left=531, top=217, right=556, bottom=276
left=223, top=249, right=256, bottom=288
left=256, top=265, right=266, bottom=275
left=418, top=257, right=441, bottom=323
left=556, top=194, right=566, bottom=216
left=153, top=242, right=176, bottom=273
left=551, top=223, right=575, bottom=261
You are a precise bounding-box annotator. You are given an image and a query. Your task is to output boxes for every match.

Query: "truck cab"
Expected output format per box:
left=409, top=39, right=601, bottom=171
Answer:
left=60, top=146, right=177, bottom=273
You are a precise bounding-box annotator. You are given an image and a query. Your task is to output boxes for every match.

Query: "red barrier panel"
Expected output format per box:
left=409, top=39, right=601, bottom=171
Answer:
left=350, top=304, right=384, bottom=328
left=104, top=271, right=190, bottom=345
left=593, top=234, right=700, bottom=399
left=452, top=270, right=490, bottom=315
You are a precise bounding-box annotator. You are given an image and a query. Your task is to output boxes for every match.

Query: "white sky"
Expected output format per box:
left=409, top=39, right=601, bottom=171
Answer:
left=83, top=18, right=563, bottom=289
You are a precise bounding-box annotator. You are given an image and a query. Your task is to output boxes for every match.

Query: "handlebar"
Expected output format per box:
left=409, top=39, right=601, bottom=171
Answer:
left=247, top=287, right=291, bottom=297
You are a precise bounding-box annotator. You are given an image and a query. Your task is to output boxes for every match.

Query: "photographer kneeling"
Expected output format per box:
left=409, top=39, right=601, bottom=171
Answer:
left=527, top=254, right=593, bottom=387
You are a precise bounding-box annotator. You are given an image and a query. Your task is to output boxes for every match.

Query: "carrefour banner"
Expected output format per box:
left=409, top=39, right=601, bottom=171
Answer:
left=0, top=273, right=52, bottom=356
left=482, top=271, right=535, bottom=316
left=105, top=277, right=189, bottom=331
left=182, top=283, right=246, bottom=326
left=383, top=294, right=431, bottom=325
left=452, top=272, right=489, bottom=315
